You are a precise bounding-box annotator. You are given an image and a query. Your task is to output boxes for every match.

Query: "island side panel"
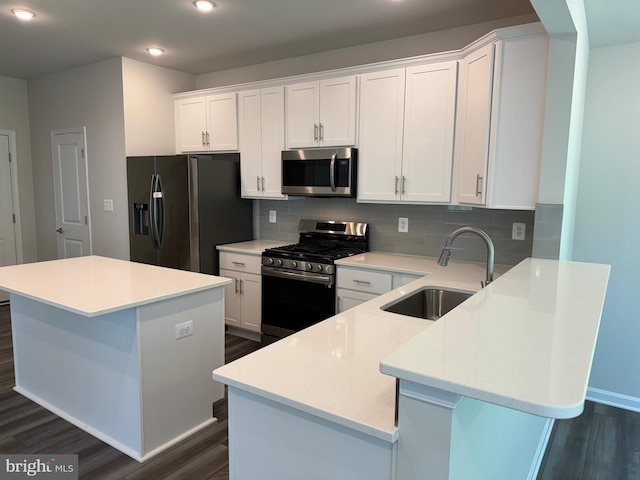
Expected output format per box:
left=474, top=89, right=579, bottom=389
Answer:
left=228, top=387, right=396, bottom=480
left=138, top=288, right=225, bottom=457
left=10, top=293, right=143, bottom=456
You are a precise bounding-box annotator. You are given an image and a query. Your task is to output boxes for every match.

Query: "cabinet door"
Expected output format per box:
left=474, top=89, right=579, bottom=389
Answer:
left=261, top=86, right=286, bottom=198
left=286, top=81, right=319, bottom=148
left=402, top=61, right=458, bottom=203
left=357, top=68, right=406, bottom=202
left=175, top=97, right=208, bottom=152
left=239, top=273, right=262, bottom=332
left=206, top=93, right=238, bottom=151
left=319, top=76, right=357, bottom=147
left=336, top=289, right=378, bottom=313
left=238, top=90, right=263, bottom=198
left=455, top=43, right=494, bottom=205
left=220, top=269, right=242, bottom=327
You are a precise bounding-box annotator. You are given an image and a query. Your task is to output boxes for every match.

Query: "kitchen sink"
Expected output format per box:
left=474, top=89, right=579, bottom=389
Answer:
left=381, top=288, right=473, bottom=320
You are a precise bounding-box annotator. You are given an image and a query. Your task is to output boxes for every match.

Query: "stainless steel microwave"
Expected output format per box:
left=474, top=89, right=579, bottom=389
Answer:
left=281, top=148, right=357, bottom=197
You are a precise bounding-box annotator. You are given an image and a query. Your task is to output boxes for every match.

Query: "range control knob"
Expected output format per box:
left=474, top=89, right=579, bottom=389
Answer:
left=305, top=263, right=313, bottom=271
left=275, top=259, right=283, bottom=267
left=266, top=257, right=274, bottom=265
left=316, top=264, right=324, bottom=272
left=291, top=261, right=298, bottom=269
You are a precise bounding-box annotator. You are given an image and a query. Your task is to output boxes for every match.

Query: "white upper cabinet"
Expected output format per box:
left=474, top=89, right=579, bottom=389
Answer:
left=357, top=68, right=406, bottom=202
left=238, top=87, right=286, bottom=199
left=175, top=92, right=238, bottom=152
left=455, top=33, right=549, bottom=209
left=357, top=61, right=458, bottom=204
left=401, top=61, right=458, bottom=203
left=286, top=75, right=357, bottom=148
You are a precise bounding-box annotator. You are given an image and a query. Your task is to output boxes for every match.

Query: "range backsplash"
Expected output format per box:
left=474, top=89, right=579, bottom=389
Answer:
left=256, top=198, right=534, bottom=267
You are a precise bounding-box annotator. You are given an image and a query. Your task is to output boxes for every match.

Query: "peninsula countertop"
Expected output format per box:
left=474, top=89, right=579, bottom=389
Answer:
left=0, top=255, right=231, bottom=317
left=214, top=255, right=610, bottom=442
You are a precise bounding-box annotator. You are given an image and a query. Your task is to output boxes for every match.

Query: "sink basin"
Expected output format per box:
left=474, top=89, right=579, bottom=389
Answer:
left=381, top=288, right=473, bottom=320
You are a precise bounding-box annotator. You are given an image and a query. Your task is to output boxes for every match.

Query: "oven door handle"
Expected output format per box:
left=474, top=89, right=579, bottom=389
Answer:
left=262, top=267, right=333, bottom=286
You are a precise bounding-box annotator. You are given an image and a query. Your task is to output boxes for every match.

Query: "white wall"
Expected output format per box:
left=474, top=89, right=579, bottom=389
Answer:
left=28, top=58, right=128, bottom=261
left=122, top=58, right=195, bottom=156
left=0, top=76, right=37, bottom=262
left=573, top=41, right=640, bottom=405
left=195, top=14, right=538, bottom=89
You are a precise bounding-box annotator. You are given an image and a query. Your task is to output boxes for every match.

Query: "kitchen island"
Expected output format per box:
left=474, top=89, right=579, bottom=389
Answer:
left=0, top=255, right=230, bottom=462
left=213, top=256, right=610, bottom=480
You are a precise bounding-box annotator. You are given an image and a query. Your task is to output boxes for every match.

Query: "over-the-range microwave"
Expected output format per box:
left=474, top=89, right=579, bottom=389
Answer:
left=281, top=148, right=357, bottom=197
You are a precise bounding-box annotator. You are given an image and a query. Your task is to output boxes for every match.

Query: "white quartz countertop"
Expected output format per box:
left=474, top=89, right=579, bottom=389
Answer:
left=216, top=239, right=290, bottom=255
left=214, top=255, right=610, bottom=440
left=381, top=258, right=610, bottom=419
left=0, top=256, right=231, bottom=317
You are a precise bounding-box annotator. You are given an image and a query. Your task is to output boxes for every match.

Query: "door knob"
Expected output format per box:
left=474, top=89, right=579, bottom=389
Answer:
left=56, top=227, right=64, bottom=233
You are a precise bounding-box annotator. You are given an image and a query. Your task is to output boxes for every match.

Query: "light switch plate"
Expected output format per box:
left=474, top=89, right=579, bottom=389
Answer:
left=512, top=222, right=526, bottom=241
left=103, top=199, right=114, bottom=212
left=269, top=210, right=276, bottom=223
left=398, top=217, right=409, bottom=233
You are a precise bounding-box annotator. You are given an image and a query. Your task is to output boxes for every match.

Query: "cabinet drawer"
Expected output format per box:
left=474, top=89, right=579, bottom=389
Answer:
left=337, top=268, right=393, bottom=295
left=219, top=252, right=262, bottom=274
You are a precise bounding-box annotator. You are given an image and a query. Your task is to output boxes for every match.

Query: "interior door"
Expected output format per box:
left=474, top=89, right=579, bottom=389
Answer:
left=0, top=132, right=18, bottom=303
left=51, top=128, right=91, bottom=259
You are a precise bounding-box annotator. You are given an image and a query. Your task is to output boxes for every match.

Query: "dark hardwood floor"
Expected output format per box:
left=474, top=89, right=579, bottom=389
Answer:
left=2, top=302, right=639, bottom=479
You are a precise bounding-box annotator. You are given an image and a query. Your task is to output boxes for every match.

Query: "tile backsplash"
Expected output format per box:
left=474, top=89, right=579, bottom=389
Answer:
left=256, top=198, right=535, bottom=266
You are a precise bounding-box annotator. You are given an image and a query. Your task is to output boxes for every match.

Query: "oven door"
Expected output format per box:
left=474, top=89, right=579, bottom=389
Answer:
left=262, top=266, right=335, bottom=339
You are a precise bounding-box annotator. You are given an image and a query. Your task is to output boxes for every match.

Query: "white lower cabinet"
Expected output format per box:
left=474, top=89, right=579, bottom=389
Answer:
left=220, top=252, right=262, bottom=333
left=336, top=266, right=421, bottom=313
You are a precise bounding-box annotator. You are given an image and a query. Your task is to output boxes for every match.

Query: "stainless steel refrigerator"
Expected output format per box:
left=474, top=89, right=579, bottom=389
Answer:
left=127, top=154, right=253, bottom=275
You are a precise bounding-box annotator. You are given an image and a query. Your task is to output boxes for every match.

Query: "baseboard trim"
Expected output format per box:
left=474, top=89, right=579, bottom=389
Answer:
left=587, top=387, right=640, bottom=413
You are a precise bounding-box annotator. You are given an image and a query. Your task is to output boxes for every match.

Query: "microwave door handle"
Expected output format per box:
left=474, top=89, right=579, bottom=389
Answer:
left=330, top=153, right=337, bottom=192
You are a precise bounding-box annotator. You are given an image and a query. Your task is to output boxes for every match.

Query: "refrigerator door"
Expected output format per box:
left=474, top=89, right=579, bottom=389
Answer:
left=194, top=154, right=253, bottom=275
left=127, top=156, right=157, bottom=265
left=155, top=156, right=191, bottom=270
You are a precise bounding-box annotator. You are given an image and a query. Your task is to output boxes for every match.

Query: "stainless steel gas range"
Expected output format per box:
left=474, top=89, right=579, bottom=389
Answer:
left=261, top=219, right=369, bottom=340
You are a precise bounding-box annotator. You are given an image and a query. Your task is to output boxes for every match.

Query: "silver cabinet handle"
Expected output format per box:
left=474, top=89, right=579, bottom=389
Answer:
left=353, top=279, right=371, bottom=285
left=206, top=132, right=210, bottom=147
left=319, top=123, right=324, bottom=141
left=475, top=174, right=483, bottom=197
left=232, top=261, right=246, bottom=267
left=257, top=176, right=261, bottom=191
left=314, top=123, right=318, bottom=141
left=262, top=176, right=265, bottom=191
left=234, top=278, right=239, bottom=294
left=201, top=131, right=206, bottom=147
left=402, top=176, right=407, bottom=195
left=337, top=296, right=341, bottom=313
left=56, top=227, right=64, bottom=234
left=395, top=176, right=399, bottom=194
left=239, top=279, right=244, bottom=294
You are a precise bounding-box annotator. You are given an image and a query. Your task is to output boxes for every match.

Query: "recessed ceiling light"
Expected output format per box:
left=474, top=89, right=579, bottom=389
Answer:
left=147, top=47, right=164, bottom=56
left=12, top=9, right=35, bottom=21
left=194, top=1, right=216, bottom=12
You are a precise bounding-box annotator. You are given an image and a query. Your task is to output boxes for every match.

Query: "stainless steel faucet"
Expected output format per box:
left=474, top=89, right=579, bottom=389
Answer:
left=438, top=227, right=495, bottom=288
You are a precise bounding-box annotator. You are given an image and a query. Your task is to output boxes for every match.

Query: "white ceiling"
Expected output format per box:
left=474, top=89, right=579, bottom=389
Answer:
left=0, top=0, right=535, bottom=80
left=584, top=0, right=640, bottom=48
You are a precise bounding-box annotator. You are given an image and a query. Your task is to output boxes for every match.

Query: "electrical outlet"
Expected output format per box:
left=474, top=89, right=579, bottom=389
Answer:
left=103, top=199, right=114, bottom=212
left=398, top=217, right=409, bottom=233
left=512, top=222, right=526, bottom=241
left=269, top=210, right=277, bottom=223
left=175, top=320, right=193, bottom=340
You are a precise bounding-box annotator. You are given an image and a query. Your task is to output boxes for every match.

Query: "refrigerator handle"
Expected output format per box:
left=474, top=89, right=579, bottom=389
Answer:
left=156, top=174, right=166, bottom=249
left=149, top=174, right=158, bottom=249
